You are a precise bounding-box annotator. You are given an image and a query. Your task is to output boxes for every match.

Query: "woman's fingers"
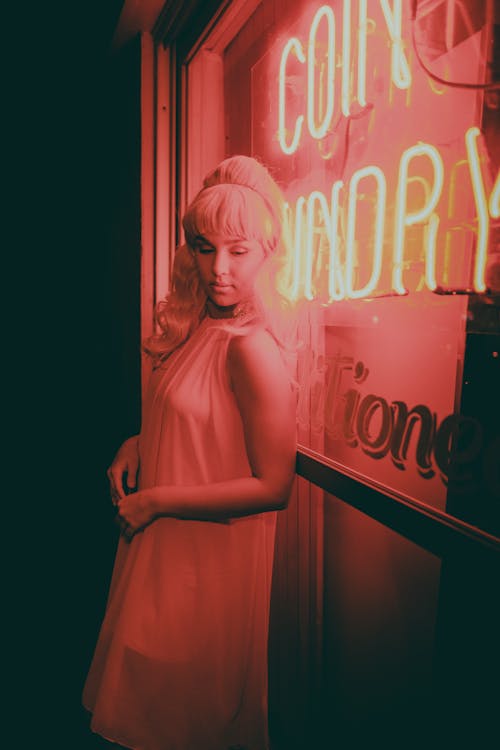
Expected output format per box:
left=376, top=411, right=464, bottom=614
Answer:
left=107, top=463, right=127, bottom=500
left=110, top=459, right=139, bottom=495
left=107, top=437, right=141, bottom=500
left=125, top=458, right=139, bottom=491
left=114, top=512, right=134, bottom=541
left=107, top=437, right=141, bottom=511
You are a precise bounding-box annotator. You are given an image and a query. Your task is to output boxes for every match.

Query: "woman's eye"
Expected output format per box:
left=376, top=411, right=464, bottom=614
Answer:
left=196, top=245, right=214, bottom=254
left=232, top=248, right=248, bottom=256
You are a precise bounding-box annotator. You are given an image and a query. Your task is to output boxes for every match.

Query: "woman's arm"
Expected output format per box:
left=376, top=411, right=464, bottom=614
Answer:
left=117, top=330, right=296, bottom=530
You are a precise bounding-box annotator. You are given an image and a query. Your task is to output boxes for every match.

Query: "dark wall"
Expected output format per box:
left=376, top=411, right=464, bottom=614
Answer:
left=19, top=5, right=143, bottom=748
left=73, top=34, right=143, bottom=749
left=74, top=34, right=142, bottom=750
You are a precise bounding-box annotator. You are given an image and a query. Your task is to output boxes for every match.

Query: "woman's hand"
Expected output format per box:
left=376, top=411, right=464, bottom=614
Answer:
left=107, top=435, right=140, bottom=505
left=116, top=490, right=157, bottom=540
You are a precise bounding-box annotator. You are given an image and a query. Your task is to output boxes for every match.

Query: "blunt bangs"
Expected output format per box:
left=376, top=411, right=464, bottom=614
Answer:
left=182, top=185, right=277, bottom=252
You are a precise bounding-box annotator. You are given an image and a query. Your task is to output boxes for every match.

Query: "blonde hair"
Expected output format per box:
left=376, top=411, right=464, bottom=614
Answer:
left=143, top=155, right=298, bottom=367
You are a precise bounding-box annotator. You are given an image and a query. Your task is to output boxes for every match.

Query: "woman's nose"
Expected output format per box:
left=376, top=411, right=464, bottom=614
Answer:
left=212, top=249, right=230, bottom=277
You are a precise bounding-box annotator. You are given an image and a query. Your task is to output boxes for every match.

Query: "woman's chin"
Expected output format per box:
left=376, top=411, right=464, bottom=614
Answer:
left=207, top=291, right=239, bottom=308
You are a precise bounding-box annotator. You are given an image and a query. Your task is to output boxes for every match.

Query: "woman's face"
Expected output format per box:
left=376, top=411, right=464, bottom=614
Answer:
left=191, top=232, right=267, bottom=310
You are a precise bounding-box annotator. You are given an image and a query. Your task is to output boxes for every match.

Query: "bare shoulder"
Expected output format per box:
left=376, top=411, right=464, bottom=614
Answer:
left=227, top=328, right=290, bottom=392
left=228, top=327, right=281, bottom=362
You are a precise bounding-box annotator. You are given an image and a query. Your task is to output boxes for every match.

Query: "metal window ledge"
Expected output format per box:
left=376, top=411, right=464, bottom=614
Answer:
left=296, top=444, right=500, bottom=561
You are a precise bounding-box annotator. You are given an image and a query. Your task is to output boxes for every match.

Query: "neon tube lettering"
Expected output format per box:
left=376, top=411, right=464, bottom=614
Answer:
left=346, top=166, right=386, bottom=298
left=329, top=181, right=345, bottom=301
left=286, top=196, right=307, bottom=299
left=305, top=191, right=332, bottom=299
left=380, top=0, right=412, bottom=90
left=357, top=0, right=368, bottom=108
left=465, top=127, right=489, bottom=292
left=279, top=38, right=306, bottom=154
left=393, top=144, right=444, bottom=294
left=341, top=0, right=351, bottom=116
left=424, top=215, right=440, bottom=291
left=489, top=170, right=500, bottom=219
left=307, top=5, right=335, bottom=139
left=282, top=128, right=491, bottom=303
left=409, top=174, right=439, bottom=291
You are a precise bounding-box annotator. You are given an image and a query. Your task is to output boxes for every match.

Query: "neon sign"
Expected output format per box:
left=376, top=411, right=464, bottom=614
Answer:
left=393, top=142, right=443, bottom=295
left=346, top=166, right=385, bottom=298
left=275, top=2, right=499, bottom=302
left=278, top=1, right=412, bottom=153
left=490, top=171, right=500, bottom=219
left=284, top=127, right=496, bottom=301
left=278, top=38, right=306, bottom=154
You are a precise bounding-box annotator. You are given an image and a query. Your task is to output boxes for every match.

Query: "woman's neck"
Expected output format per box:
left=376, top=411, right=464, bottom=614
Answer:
left=205, top=299, right=239, bottom=319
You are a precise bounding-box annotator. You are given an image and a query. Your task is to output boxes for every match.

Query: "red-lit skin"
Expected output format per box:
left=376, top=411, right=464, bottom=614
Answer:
left=109, top=233, right=297, bottom=536
left=191, top=231, right=267, bottom=313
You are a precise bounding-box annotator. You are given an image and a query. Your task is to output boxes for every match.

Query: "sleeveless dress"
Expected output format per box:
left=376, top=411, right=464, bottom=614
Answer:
left=83, top=315, right=278, bottom=750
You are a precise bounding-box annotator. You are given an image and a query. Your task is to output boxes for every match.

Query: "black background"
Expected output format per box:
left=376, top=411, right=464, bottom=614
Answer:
left=11, top=2, right=134, bottom=747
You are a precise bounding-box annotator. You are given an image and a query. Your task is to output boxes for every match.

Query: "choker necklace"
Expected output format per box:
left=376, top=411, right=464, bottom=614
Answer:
left=205, top=299, right=255, bottom=321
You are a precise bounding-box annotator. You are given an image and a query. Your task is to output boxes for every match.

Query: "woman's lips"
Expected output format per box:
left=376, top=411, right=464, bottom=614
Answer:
left=210, top=283, right=233, bottom=293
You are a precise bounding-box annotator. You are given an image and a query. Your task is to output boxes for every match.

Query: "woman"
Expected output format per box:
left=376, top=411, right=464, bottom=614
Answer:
left=83, top=155, right=298, bottom=750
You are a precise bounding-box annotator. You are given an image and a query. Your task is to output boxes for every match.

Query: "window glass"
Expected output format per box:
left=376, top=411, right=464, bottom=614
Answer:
left=224, top=0, right=500, bottom=538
